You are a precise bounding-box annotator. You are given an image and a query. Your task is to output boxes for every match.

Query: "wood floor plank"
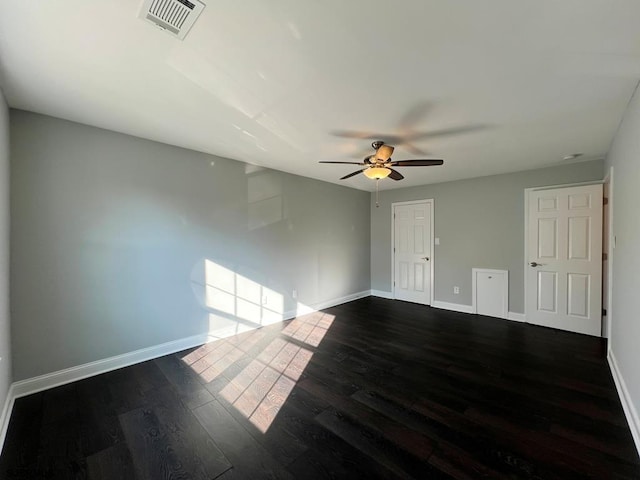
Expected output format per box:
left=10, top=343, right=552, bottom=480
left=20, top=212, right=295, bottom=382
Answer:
left=276, top=401, right=407, bottom=480
left=86, top=443, right=137, bottom=480
left=154, top=354, right=215, bottom=409
left=75, top=374, right=124, bottom=457
left=193, top=399, right=294, bottom=480
left=0, top=392, right=44, bottom=478
left=36, top=411, right=87, bottom=480
left=119, top=386, right=231, bottom=480
left=316, top=407, right=451, bottom=480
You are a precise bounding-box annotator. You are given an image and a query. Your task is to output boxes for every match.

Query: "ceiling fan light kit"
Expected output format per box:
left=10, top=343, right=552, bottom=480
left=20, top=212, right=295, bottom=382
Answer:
left=363, top=166, right=391, bottom=179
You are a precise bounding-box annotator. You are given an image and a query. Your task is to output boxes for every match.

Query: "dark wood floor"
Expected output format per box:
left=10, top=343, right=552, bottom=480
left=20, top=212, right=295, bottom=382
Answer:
left=1, top=297, right=638, bottom=479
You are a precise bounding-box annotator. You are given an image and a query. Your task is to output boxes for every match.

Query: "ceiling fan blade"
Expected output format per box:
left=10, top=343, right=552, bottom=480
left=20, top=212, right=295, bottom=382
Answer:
left=340, top=169, right=365, bottom=180
left=397, top=101, right=433, bottom=130
left=388, top=168, right=404, bottom=181
left=331, top=130, right=381, bottom=140
left=390, top=159, right=444, bottom=166
left=401, top=143, right=429, bottom=156
left=406, top=125, right=488, bottom=141
left=332, top=130, right=405, bottom=145
left=319, top=161, right=366, bottom=165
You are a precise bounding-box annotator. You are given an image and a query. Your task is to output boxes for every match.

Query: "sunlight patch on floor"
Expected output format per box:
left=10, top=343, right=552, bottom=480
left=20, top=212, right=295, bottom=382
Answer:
left=181, top=311, right=335, bottom=433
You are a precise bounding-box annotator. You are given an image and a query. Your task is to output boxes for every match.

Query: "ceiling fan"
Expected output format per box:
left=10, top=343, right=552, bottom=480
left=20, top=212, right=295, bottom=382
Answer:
left=320, top=140, right=444, bottom=182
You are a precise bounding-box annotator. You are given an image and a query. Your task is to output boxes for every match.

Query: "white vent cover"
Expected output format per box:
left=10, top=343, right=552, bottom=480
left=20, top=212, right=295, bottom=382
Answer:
left=139, top=0, right=205, bottom=40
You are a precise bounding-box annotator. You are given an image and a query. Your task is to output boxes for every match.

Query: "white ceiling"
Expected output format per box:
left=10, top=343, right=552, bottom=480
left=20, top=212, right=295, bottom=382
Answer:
left=1, top=0, right=640, bottom=191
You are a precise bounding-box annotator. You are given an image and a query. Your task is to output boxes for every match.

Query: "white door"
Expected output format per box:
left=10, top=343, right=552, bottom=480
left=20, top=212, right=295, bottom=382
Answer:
left=525, top=184, right=603, bottom=336
left=393, top=201, right=432, bottom=305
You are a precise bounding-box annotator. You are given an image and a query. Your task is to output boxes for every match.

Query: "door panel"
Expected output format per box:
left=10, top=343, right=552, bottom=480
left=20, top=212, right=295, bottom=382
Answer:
left=537, top=218, right=558, bottom=258
left=537, top=271, right=557, bottom=312
left=393, top=201, right=432, bottom=305
left=567, top=273, right=589, bottom=317
left=526, top=184, right=602, bottom=336
left=568, top=217, right=590, bottom=260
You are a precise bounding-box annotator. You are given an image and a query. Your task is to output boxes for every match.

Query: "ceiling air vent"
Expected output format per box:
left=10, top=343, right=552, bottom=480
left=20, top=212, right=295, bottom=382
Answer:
left=139, top=0, right=205, bottom=40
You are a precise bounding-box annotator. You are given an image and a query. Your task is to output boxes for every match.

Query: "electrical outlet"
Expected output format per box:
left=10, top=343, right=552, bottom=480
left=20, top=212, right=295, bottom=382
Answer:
left=453, top=286, right=460, bottom=295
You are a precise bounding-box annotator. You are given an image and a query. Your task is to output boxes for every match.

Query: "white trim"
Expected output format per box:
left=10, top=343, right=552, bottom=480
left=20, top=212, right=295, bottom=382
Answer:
left=309, top=289, right=370, bottom=311
left=0, top=384, right=16, bottom=453
left=604, top=167, right=614, bottom=340
left=528, top=179, right=604, bottom=191
left=370, top=289, right=393, bottom=299
left=608, top=350, right=640, bottom=456
left=432, top=301, right=474, bottom=314
left=471, top=268, right=509, bottom=319
left=432, top=300, right=525, bottom=322
left=507, top=312, right=526, bottom=322
left=0, top=289, right=370, bottom=455
left=391, top=199, right=435, bottom=306
left=431, top=299, right=525, bottom=323
left=524, top=187, right=530, bottom=324
left=11, top=335, right=212, bottom=400
left=285, top=290, right=370, bottom=318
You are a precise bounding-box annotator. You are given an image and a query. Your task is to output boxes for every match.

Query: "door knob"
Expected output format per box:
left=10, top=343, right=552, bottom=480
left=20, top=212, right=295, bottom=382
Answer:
left=530, top=262, right=544, bottom=267
left=422, top=257, right=430, bottom=261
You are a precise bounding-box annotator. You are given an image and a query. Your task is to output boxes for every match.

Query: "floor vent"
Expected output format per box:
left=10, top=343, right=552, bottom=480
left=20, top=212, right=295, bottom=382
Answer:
left=139, top=0, right=205, bottom=40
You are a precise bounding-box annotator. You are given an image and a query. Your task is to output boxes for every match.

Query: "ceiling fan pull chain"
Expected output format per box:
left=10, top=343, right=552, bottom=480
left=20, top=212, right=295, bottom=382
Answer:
left=376, top=179, right=380, bottom=208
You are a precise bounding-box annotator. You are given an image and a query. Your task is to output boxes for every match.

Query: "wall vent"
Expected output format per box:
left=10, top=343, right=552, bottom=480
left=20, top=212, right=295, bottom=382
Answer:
left=139, top=0, right=205, bottom=40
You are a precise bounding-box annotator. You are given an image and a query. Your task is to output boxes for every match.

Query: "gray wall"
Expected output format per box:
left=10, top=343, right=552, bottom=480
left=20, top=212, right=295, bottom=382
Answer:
left=371, top=160, right=604, bottom=312
left=0, top=90, right=10, bottom=411
left=10, top=110, right=370, bottom=381
left=605, top=83, right=640, bottom=433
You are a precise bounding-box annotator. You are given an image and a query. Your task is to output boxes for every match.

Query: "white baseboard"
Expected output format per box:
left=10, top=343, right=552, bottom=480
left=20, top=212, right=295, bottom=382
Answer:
left=10, top=334, right=213, bottom=400
left=608, top=350, right=640, bottom=456
left=0, top=289, right=370, bottom=455
left=0, top=384, right=15, bottom=454
left=431, top=301, right=526, bottom=323
left=303, top=290, right=370, bottom=314
left=432, top=301, right=474, bottom=314
left=370, top=289, right=393, bottom=299
left=508, top=312, right=526, bottom=322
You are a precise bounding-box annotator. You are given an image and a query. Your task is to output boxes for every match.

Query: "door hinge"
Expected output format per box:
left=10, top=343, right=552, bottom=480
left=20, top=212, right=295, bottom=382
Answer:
left=602, top=252, right=608, bottom=261
left=603, top=197, right=609, bottom=205
left=602, top=308, right=607, bottom=316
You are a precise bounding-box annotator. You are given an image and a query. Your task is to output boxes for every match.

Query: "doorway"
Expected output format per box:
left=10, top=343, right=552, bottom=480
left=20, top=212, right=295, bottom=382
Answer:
left=392, top=200, right=434, bottom=305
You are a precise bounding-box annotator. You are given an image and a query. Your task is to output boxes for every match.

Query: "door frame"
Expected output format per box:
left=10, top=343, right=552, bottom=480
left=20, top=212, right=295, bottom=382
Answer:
left=523, top=181, right=604, bottom=327
left=391, top=199, right=435, bottom=305
left=603, top=167, right=614, bottom=340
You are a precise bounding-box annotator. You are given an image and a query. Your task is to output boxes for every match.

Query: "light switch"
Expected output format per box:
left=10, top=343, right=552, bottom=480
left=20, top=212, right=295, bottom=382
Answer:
left=435, top=237, right=440, bottom=245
